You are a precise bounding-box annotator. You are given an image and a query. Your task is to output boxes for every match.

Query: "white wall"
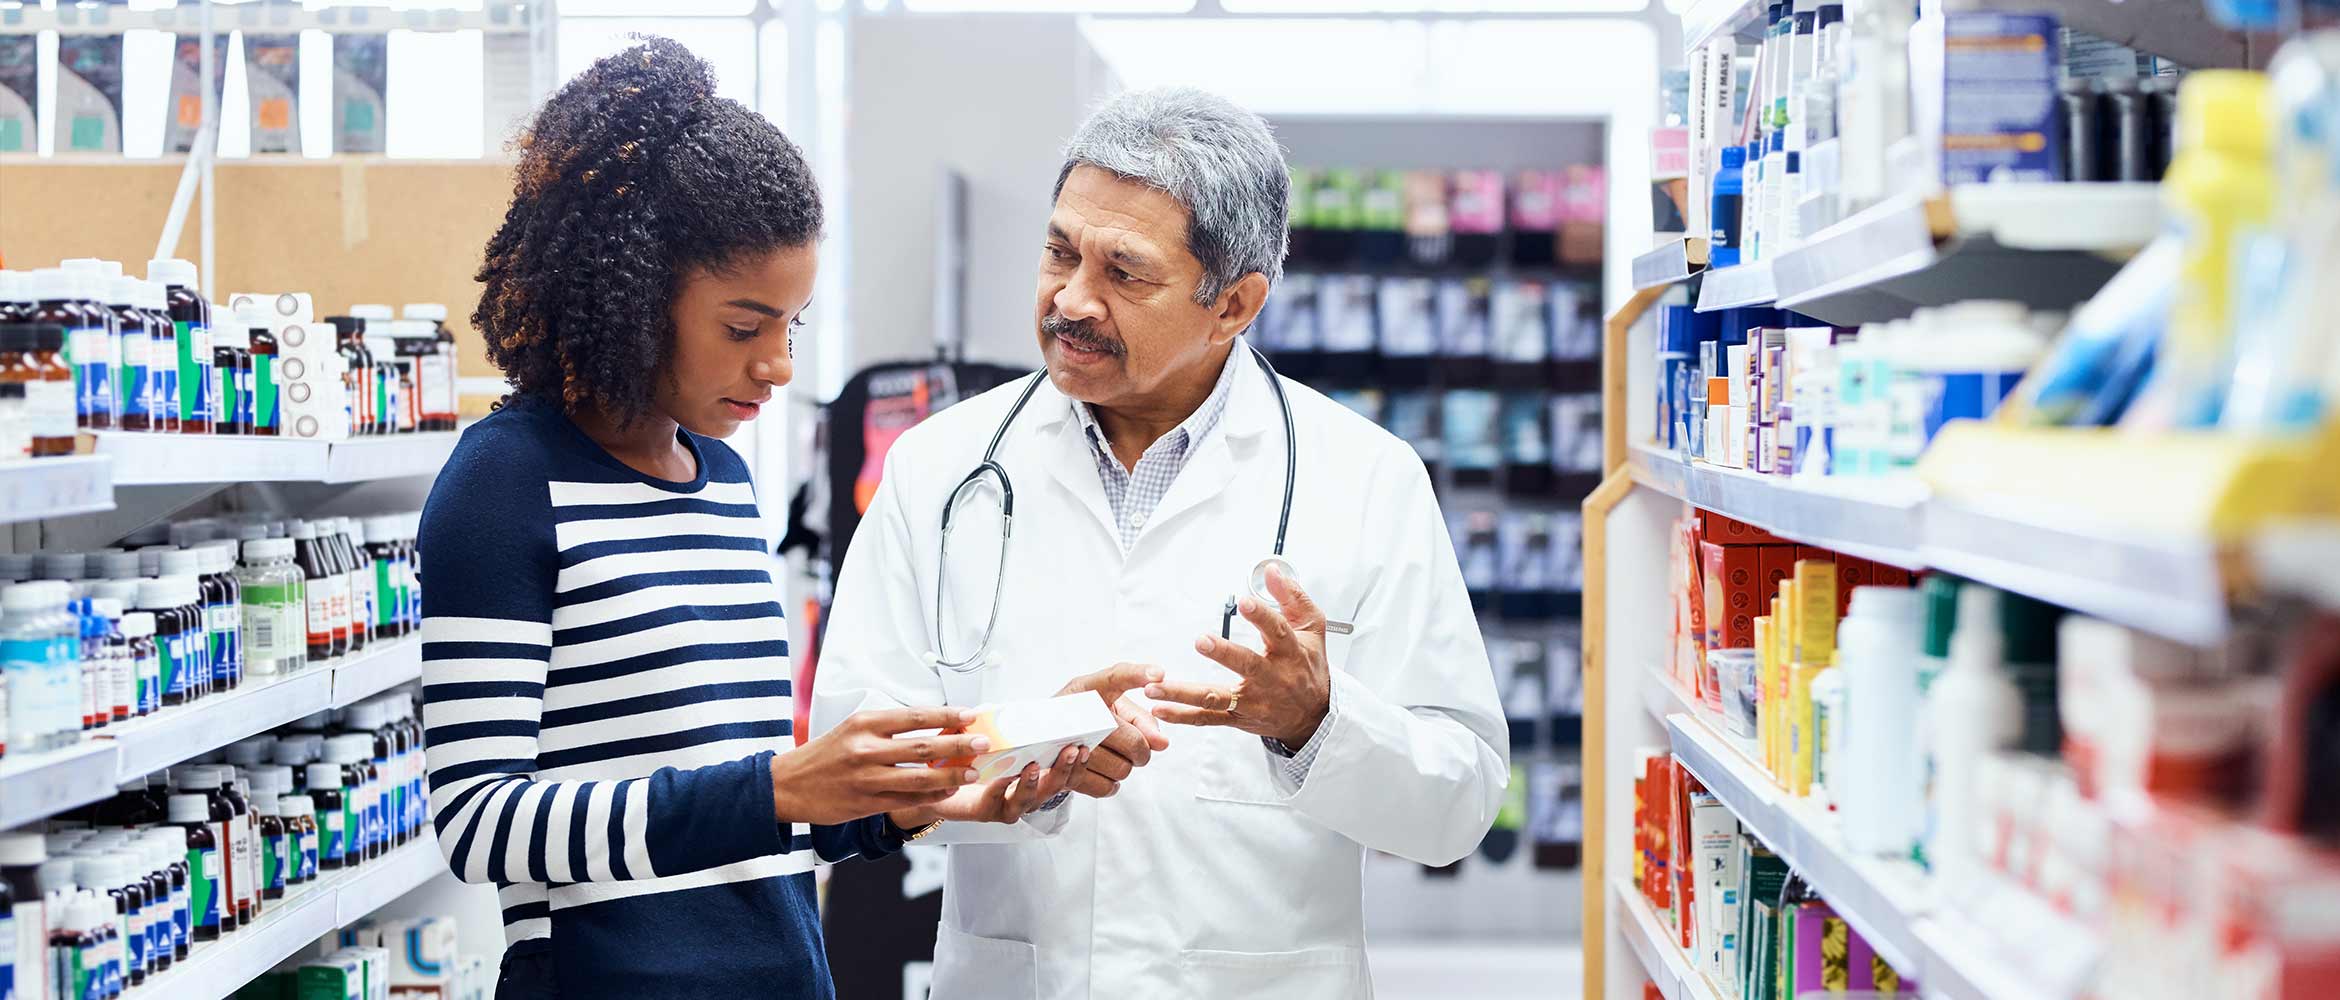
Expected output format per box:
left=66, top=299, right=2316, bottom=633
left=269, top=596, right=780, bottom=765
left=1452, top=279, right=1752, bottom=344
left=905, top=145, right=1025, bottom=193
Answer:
left=844, top=14, right=1118, bottom=374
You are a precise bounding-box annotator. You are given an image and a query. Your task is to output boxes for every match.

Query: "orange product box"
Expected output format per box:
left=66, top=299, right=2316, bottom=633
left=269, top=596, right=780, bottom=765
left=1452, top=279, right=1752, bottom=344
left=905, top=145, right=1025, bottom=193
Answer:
left=1701, top=541, right=1766, bottom=650
left=1696, top=508, right=1788, bottom=546
left=1757, top=545, right=1799, bottom=602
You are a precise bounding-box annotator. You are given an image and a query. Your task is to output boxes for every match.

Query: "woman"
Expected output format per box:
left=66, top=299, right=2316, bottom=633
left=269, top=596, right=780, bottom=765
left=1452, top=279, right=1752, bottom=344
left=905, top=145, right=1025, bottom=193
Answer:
left=419, top=38, right=1077, bottom=999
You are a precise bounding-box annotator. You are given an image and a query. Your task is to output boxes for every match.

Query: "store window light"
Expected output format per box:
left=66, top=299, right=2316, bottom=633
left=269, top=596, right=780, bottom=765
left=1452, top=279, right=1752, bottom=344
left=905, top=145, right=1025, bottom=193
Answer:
left=556, top=17, right=758, bottom=108
left=386, top=28, right=484, bottom=157
left=1221, top=0, right=1645, bottom=11
left=758, top=20, right=789, bottom=130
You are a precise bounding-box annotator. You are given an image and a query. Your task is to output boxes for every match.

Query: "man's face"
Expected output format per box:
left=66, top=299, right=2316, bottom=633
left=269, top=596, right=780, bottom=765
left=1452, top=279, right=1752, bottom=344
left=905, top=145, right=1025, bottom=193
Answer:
left=1034, top=165, right=1230, bottom=410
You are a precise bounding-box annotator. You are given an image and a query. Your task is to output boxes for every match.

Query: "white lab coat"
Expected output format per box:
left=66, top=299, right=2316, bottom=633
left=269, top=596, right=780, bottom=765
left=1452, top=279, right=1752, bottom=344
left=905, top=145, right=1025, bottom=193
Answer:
left=810, top=346, right=1509, bottom=999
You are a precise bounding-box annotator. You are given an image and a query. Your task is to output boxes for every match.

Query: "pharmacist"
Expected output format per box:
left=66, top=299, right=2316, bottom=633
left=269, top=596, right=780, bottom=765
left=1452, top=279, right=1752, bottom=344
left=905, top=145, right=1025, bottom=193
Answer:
left=811, top=87, right=1508, bottom=998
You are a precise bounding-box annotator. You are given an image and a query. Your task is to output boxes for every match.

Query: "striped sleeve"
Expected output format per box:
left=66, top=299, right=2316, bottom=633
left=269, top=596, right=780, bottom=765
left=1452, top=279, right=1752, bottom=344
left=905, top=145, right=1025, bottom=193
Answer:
left=418, top=440, right=788, bottom=885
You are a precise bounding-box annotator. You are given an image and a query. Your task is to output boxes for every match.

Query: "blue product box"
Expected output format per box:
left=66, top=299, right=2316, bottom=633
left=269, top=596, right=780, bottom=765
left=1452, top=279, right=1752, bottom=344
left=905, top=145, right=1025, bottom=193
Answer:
left=1942, top=12, right=2063, bottom=184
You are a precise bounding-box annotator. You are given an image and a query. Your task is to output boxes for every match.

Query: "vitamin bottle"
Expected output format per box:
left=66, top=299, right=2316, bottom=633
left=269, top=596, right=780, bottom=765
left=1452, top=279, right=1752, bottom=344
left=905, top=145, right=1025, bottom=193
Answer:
left=0, top=326, right=34, bottom=461
left=250, top=785, right=286, bottom=902
left=237, top=539, right=303, bottom=678
left=277, top=794, right=316, bottom=885
left=134, top=580, right=189, bottom=708
left=292, top=522, right=340, bottom=661
left=139, top=280, right=179, bottom=434
left=166, top=793, right=222, bottom=942
left=73, top=855, right=136, bottom=989
left=211, top=766, right=258, bottom=927
left=200, top=544, right=243, bottom=689
left=305, top=763, right=347, bottom=872
left=27, top=325, right=75, bottom=458
left=112, top=277, right=154, bottom=433
left=248, top=311, right=279, bottom=436
left=68, top=273, right=117, bottom=432
left=141, top=827, right=188, bottom=964
left=146, top=259, right=212, bottom=435
left=159, top=552, right=214, bottom=697
left=134, top=839, right=168, bottom=976
left=26, top=272, right=88, bottom=435
left=188, top=768, right=243, bottom=934
left=211, top=319, right=250, bottom=436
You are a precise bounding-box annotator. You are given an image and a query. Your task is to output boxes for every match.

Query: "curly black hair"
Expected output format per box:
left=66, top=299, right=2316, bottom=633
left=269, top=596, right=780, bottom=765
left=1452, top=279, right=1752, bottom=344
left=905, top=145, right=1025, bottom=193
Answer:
left=473, top=36, right=821, bottom=424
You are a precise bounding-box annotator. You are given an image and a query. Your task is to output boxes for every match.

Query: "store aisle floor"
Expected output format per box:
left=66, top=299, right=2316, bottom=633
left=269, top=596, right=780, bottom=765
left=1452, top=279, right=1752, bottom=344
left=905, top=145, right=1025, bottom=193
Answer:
left=1369, top=940, right=1582, bottom=999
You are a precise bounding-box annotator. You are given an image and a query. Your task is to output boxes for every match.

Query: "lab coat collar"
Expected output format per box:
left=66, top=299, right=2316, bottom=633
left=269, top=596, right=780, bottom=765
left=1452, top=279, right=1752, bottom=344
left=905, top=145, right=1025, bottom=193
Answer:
left=1029, top=338, right=1280, bottom=443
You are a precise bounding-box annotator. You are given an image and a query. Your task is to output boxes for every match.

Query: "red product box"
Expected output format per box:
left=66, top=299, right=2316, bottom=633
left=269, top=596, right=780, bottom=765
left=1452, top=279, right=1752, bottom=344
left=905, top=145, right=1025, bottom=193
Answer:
left=1698, top=509, right=1787, bottom=546
left=1757, top=545, right=1799, bottom=604
left=1702, top=541, right=1765, bottom=650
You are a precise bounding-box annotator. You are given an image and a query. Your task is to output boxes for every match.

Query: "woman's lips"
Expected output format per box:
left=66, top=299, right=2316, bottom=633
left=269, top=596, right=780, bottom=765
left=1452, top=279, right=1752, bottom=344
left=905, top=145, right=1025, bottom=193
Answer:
left=722, top=398, right=764, bottom=419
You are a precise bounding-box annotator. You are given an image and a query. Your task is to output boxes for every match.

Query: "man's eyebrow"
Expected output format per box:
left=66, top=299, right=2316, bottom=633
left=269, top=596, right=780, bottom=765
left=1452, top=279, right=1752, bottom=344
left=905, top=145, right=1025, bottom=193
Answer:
left=1047, top=223, right=1074, bottom=244
left=1107, top=246, right=1158, bottom=270
left=724, top=298, right=784, bottom=318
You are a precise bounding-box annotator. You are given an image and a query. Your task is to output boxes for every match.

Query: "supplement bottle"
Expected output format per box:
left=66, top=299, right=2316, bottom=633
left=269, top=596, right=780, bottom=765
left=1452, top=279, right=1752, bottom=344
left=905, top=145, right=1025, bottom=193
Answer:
left=211, top=319, right=250, bottom=436
left=146, top=259, right=212, bottom=435
left=0, top=381, right=28, bottom=462
left=26, top=325, right=75, bottom=458
left=166, top=794, right=222, bottom=942
left=137, top=280, right=178, bottom=434
left=160, top=552, right=217, bottom=697
left=118, top=614, right=157, bottom=720
left=249, top=310, right=279, bottom=436
left=112, top=277, right=154, bottom=433
left=89, top=599, right=128, bottom=725
left=134, top=580, right=190, bottom=709
left=70, top=272, right=118, bottom=432
left=1, top=832, right=46, bottom=1000
left=237, top=538, right=304, bottom=677
left=404, top=304, right=457, bottom=431
left=25, top=272, right=91, bottom=436
left=305, top=763, right=347, bottom=873
left=251, top=781, right=287, bottom=902
left=345, top=520, right=375, bottom=652
left=201, top=544, right=243, bottom=689
left=73, top=855, right=136, bottom=989
left=323, top=735, right=373, bottom=863
left=292, top=522, right=341, bottom=660
left=208, top=766, right=258, bottom=927
left=134, top=840, right=168, bottom=977
left=277, top=794, right=317, bottom=885
left=328, top=317, right=373, bottom=436
left=361, top=517, right=403, bottom=639
left=186, top=768, right=242, bottom=934
left=141, top=828, right=187, bottom=964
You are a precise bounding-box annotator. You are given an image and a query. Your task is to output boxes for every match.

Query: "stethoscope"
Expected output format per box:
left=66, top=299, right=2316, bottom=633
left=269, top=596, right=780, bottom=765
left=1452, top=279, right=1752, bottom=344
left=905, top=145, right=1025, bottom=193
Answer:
left=929, top=341, right=1352, bottom=673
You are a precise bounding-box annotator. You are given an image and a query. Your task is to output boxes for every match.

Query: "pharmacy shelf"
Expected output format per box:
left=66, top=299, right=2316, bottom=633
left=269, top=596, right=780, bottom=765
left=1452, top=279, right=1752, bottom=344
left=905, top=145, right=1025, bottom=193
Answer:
left=1679, top=0, right=1771, bottom=52
left=98, top=432, right=459, bottom=486
left=330, top=637, right=424, bottom=708
left=1643, top=667, right=1703, bottom=727
left=1922, top=497, right=2229, bottom=647
left=1913, top=872, right=2101, bottom=1000
left=1770, top=185, right=2155, bottom=327
left=1626, top=444, right=2236, bottom=643
left=1629, top=444, right=1928, bottom=568
left=147, top=834, right=444, bottom=1000
left=0, top=455, right=114, bottom=524
left=2018, top=0, right=2252, bottom=70
left=1693, top=260, right=1776, bottom=312
left=4, top=2, right=537, bottom=34
left=1665, top=711, right=1932, bottom=979
left=1615, top=877, right=1730, bottom=1000
left=0, top=639, right=422, bottom=826
left=109, top=667, right=336, bottom=780
left=1633, top=237, right=1709, bottom=290
left=0, top=741, right=116, bottom=829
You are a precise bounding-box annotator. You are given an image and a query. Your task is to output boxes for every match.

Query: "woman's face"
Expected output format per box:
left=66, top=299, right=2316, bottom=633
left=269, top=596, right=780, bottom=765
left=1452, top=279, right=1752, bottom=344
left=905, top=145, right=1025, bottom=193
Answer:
left=656, top=242, right=817, bottom=439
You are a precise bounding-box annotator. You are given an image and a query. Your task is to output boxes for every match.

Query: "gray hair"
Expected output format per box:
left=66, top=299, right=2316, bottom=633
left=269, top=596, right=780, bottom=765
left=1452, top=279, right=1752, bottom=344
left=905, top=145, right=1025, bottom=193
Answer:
left=1055, top=87, right=1290, bottom=306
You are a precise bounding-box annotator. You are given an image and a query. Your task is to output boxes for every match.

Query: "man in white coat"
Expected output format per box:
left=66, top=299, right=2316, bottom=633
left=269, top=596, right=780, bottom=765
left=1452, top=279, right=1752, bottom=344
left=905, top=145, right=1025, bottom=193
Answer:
left=811, top=86, right=1508, bottom=998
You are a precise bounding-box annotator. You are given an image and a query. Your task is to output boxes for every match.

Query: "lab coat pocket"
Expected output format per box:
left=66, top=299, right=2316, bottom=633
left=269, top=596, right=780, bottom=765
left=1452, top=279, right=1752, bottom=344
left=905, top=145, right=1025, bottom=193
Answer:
left=1175, top=945, right=1367, bottom=997
left=1195, top=728, right=1297, bottom=807
left=931, top=923, right=1039, bottom=1000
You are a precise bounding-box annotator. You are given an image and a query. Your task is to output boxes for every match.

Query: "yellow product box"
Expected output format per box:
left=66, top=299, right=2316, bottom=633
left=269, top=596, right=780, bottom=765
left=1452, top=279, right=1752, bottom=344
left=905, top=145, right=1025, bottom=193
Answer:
left=945, top=693, right=1120, bottom=782
left=1754, top=614, right=1775, bottom=776
left=1792, top=559, right=1838, bottom=664
left=1786, top=661, right=1819, bottom=798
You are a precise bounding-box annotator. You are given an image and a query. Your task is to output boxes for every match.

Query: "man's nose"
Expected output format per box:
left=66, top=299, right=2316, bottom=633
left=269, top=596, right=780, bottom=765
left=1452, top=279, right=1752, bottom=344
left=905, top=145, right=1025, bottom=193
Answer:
left=1054, top=264, right=1109, bottom=324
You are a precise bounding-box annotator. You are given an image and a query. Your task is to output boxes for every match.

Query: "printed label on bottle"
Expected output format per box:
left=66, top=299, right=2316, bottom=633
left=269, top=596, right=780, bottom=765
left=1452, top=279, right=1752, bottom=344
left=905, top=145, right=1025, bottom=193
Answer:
left=72, top=327, right=112, bottom=421
left=1711, top=193, right=1744, bottom=251
left=320, top=807, right=344, bottom=862
left=186, top=847, right=220, bottom=929
left=254, top=354, right=278, bottom=430
left=124, top=902, right=144, bottom=972
left=307, top=583, right=333, bottom=649
left=119, top=332, right=152, bottom=423
left=263, top=832, right=285, bottom=891
left=27, top=380, right=74, bottom=438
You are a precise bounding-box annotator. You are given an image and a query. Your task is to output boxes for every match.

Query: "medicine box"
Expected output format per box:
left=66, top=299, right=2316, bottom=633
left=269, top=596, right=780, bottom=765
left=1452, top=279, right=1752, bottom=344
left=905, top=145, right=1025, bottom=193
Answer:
left=297, top=952, right=365, bottom=1000
left=1702, top=541, right=1766, bottom=650
left=947, top=693, right=1120, bottom=783
left=1697, top=510, right=1787, bottom=546
left=1940, top=12, right=2064, bottom=184
left=350, top=917, right=459, bottom=993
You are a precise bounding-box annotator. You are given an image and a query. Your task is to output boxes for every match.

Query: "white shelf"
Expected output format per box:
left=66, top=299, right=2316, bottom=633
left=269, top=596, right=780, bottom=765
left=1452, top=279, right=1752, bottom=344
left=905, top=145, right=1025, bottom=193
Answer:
left=0, top=741, right=116, bottom=828
left=0, top=456, right=114, bottom=524
left=1630, top=444, right=1928, bottom=569
left=109, top=668, right=336, bottom=780
left=1914, top=872, right=2101, bottom=1000
left=0, top=639, right=423, bottom=826
left=1770, top=185, right=2155, bottom=327
left=1628, top=444, right=2237, bottom=644
left=1634, top=238, right=1706, bottom=291
left=1694, top=260, right=1776, bottom=313
left=1679, top=0, right=1769, bottom=52
left=1614, top=876, right=1729, bottom=1000
left=145, top=834, right=443, bottom=1000
left=1665, top=711, right=1932, bottom=978
left=98, top=432, right=458, bottom=486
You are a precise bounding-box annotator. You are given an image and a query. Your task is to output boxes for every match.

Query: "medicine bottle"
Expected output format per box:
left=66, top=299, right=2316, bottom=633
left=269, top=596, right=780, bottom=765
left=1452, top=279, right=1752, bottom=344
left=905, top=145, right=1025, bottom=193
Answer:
left=136, top=280, right=179, bottom=434
left=26, top=325, right=75, bottom=458
left=250, top=786, right=286, bottom=902
left=212, top=319, right=251, bottom=435
left=146, top=259, right=212, bottom=436
left=0, top=832, right=44, bottom=999
left=248, top=313, right=279, bottom=436
left=158, top=553, right=214, bottom=697
left=278, top=794, right=317, bottom=885
left=90, top=598, right=128, bottom=725
left=345, top=520, right=375, bottom=652
left=112, top=277, right=155, bottom=433
left=292, top=522, right=340, bottom=660
left=209, top=765, right=258, bottom=926
left=238, top=539, right=304, bottom=678
left=134, top=580, right=189, bottom=708
left=305, top=763, right=347, bottom=872
left=166, top=793, right=222, bottom=942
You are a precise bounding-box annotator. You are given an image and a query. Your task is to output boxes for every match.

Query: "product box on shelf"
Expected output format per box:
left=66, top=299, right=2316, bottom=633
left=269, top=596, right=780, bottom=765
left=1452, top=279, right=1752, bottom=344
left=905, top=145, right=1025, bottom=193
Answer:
left=1690, top=789, right=1743, bottom=983
left=1934, top=12, right=2066, bottom=185
left=1702, top=540, right=1766, bottom=651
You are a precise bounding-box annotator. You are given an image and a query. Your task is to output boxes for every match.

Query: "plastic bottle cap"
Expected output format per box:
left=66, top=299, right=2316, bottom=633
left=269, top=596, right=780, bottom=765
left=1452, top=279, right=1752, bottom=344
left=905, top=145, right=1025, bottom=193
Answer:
left=2176, top=70, right=2273, bottom=157
left=147, top=259, right=198, bottom=288
left=273, top=742, right=315, bottom=766
left=0, top=584, right=44, bottom=613
left=118, top=612, right=154, bottom=639
left=401, top=303, right=448, bottom=321
left=349, top=304, right=395, bottom=321
left=362, top=516, right=399, bottom=542
left=323, top=736, right=368, bottom=764
left=166, top=794, right=211, bottom=823
left=306, top=764, right=345, bottom=789
left=158, top=550, right=200, bottom=578
left=0, top=832, right=46, bottom=866
left=244, top=538, right=295, bottom=562
left=73, top=855, right=124, bottom=889
left=93, top=552, right=140, bottom=580
left=225, top=739, right=274, bottom=767
left=91, top=598, right=123, bottom=620
left=37, top=552, right=86, bottom=580
left=171, top=575, right=204, bottom=607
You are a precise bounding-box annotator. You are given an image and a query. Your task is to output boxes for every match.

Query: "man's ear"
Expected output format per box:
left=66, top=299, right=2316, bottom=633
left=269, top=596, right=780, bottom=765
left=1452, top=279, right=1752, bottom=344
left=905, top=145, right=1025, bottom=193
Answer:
left=1210, top=272, right=1272, bottom=346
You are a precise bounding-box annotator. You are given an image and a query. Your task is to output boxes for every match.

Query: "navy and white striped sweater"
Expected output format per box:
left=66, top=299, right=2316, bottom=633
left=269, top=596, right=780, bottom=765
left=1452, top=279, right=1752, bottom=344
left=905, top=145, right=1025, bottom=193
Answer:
left=419, top=394, right=898, bottom=998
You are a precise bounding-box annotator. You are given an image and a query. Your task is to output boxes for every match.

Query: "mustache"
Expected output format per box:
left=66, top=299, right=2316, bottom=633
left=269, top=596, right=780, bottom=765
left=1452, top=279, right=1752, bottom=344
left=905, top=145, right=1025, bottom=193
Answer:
left=1042, top=313, right=1125, bottom=356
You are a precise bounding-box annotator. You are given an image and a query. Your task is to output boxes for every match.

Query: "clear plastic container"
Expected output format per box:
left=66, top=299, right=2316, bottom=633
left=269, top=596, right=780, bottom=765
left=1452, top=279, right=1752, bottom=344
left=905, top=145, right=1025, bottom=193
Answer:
left=1709, top=647, right=1761, bottom=741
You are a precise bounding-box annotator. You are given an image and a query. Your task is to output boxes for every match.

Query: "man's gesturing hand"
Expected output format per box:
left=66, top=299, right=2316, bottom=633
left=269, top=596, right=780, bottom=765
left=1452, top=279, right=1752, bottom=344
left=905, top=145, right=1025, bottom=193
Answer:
left=770, top=706, right=989, bottom=825
left=1146, top=564, right=1332, bottom=749
left=1057, top=662, right=1170, bottom=799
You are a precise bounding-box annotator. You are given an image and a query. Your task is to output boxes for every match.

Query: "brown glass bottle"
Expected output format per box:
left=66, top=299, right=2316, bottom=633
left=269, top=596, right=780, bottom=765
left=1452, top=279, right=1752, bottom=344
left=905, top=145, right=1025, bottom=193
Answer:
left=149, top=261, right=213, bottom=435
left=250, top=320, right=279, bottom=436
left=168, top=794, right=224, bottom=942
